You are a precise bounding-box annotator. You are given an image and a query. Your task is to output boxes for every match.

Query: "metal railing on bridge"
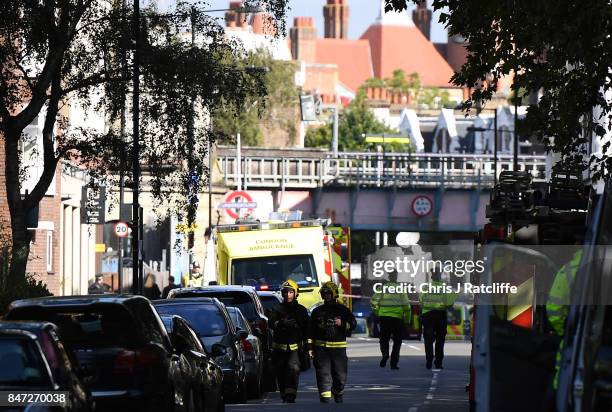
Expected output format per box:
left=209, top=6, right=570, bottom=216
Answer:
left=218, top=151, right=548, bottom=189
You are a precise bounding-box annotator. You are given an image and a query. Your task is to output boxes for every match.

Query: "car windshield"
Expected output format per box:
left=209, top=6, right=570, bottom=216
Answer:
left=232, top=254, right=318, bottom=289
left=155, top=305, right=228, bottom=337
left=0, top=336, right=51, bottom=387
left=55, top=308, right=140, bottom=349
left=226, top=308, right=248, bottom=331
left=174, top=291, right=259, bottom=321
left=259, top=295, right=281, bottom=314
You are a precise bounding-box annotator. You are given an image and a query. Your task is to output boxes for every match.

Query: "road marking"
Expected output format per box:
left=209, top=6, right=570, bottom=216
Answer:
left=425, top=371, right=439, bottom=401
left=408, top=345, right=422, bottom=351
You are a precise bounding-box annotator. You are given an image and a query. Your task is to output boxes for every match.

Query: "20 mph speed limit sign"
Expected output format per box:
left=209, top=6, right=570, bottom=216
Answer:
left=114, top=222, right=130, bottom=238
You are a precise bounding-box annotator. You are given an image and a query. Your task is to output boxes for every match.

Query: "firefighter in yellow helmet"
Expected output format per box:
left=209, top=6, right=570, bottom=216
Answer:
left=267, top=279, right=310, bottom=403
left=310, top=281, right=356, bottom=403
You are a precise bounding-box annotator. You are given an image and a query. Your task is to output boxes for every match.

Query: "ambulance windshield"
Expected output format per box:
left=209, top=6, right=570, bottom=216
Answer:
left=232, top=254, right=318, bottom=289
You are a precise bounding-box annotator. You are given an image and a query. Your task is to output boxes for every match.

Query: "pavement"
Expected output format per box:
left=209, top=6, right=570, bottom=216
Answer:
left=228, top=336, right=471, bottom=412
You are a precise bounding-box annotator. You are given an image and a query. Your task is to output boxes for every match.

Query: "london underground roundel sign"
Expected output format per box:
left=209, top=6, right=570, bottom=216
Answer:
left=218, top=191, right=257, bottom=219
left=412, top=195, right=433, bottom=217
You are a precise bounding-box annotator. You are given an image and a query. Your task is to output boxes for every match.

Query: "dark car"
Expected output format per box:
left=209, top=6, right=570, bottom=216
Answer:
left=0, top=321, right=94, bottom=411
left=153, top=298, right=249, bottom=404
left=225, top=307, right=263, bottom=399
left=159, top=315, right=225, bottom=412
left=256, top=291, right=282, bottom=318
left=168, top=286, right=274, bottom=390
left=5, top=295, right=191, bottom=412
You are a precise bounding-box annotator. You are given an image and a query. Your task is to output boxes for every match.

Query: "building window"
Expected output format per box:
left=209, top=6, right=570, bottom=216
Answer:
left=46, top=231, right=53, bottom=273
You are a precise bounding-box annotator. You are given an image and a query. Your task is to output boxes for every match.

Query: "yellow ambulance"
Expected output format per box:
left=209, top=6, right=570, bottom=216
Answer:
left=214, top=218, right=327, bottom=310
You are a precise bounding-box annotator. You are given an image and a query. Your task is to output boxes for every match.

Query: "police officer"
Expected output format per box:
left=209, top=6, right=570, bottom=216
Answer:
left=268, top=280, right=310, bottom=403
left=420, top=271, right=455, bottom=370
left=311, top=281, right=356, bottom=403
left=370, top=271, right=411, bottom=369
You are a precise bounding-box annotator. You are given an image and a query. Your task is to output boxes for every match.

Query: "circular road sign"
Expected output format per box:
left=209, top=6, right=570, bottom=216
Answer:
left=412, top=195, right=433, bottom=217
left=114, top=221, right=130, bottom=238
left=219, top=191, right=256, bottom=220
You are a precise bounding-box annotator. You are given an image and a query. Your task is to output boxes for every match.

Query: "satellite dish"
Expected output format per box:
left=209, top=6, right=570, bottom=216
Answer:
left=396, top=232, right=420, bottom=246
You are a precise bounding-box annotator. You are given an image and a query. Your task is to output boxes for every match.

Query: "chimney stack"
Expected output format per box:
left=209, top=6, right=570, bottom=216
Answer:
left=225, top=1, right=248, bottom=30
left=290, top=17, right=317, bottom=62
left=323, top=0, right=349, bottom=39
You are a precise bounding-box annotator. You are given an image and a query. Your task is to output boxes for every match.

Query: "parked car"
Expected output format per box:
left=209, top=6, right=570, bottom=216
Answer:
left=159, top=315, right=225, bottom=412
left=225, top=306, right=263, bottom=399
left=0, top=321, right=94, bottom=411
left=153, top=298, right=249, bottom=404
left=256, top=291, right=282, bottom=318
left=5, top=295, right=192, bottom=412
left=168, top=286, right=275, bottom=390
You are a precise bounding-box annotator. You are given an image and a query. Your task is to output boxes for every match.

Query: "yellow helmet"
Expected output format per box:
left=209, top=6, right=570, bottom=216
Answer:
left=281, top=279, right=299, bottom=296
left=320, top=281, right=339, bottom=299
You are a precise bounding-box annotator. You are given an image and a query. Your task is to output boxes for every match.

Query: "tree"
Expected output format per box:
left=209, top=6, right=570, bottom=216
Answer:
left=0, top=0, right=289, bottom=282
left=305, top=90, right=398, bottom=151
left=386, top=0, right=612, bottom=176
left=213, top=51, right=299, bottom=147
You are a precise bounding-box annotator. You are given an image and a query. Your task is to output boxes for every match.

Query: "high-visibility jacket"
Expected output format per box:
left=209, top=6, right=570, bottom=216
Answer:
left=546, top=250, right=582, bottom=335
left=371, top=282, right=411, bottom=321
left=546, top=249, right=582, bottom=388
left=419, top=281, right=456, bottom=314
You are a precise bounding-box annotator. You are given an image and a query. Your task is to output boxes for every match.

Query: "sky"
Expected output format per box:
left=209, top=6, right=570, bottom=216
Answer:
left=156, top=0, right=448, bottom=43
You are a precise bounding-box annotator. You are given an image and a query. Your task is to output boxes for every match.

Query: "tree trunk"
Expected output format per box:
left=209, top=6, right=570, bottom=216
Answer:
left=3, top=126, right=29, bottom=284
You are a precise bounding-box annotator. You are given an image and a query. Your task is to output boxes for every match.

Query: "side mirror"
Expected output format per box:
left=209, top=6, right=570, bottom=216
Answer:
left=235, top=329, right=249, bottom=341
left=211, top=343, right=227, bottom=357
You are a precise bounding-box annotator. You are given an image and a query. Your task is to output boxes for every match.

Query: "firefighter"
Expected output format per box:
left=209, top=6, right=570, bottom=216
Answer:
left=546, top=249, right=582, bottom=390
left=311, top=281, right=356, bottom=403
left=370, top=271, right=411, bottom=369
left=268, top=280, right=310, bottom=403
left=420, top=271, right=456, bottom=370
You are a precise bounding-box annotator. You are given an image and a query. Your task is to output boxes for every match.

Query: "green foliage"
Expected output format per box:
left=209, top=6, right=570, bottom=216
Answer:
left=213, top=51, right=299, bottom=147
left=305, top=90, right=399, bottom=151
left=0, top=1, right=289, bottom=280
left=0, top=248, right=51, bottom=315
left=387, top=0, right=612, bottom=176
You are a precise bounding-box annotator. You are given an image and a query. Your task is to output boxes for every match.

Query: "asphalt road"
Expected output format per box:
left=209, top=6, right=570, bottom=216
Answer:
left=229, top=337, right=471, bottom=412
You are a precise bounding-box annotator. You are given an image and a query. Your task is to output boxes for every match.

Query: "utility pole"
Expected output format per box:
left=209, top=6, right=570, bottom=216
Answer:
left=117, top=0, right=128, bottom=292
left=132, top=0, right=141, bottom=294
left=332, top=105, right=339, bottom=158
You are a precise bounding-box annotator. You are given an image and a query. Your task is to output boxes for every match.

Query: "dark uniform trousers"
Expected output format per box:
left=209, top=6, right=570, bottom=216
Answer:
left=313, top=347, right=347, bottom=399
left=379, top=316, right=404, bottom=367
left=422, top=310, right=447, bottom=367
left=273, top=349, right=301, bottom=398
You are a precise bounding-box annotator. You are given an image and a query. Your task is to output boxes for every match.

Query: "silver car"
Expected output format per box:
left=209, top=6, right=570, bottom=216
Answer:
left=225, top=306, right=263, bottom=399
